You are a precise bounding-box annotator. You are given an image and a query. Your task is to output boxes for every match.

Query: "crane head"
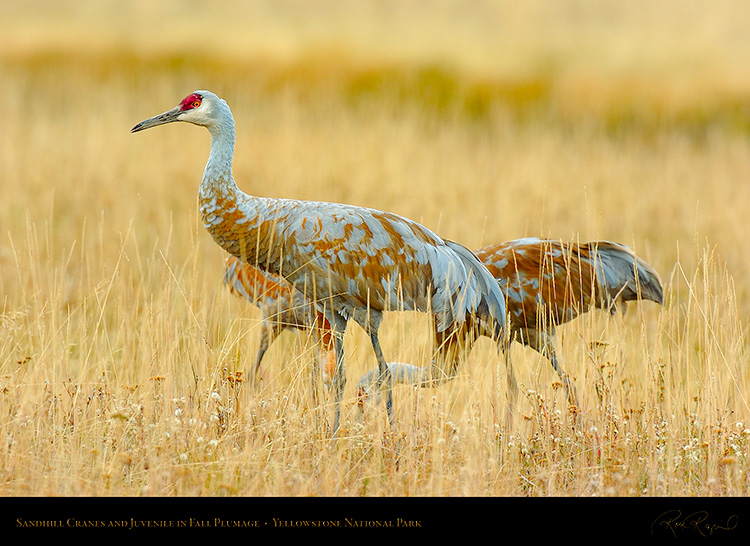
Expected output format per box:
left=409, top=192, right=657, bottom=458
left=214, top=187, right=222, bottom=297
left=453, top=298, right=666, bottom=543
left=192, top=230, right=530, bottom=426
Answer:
left=131, top=91, right=224, bottom=133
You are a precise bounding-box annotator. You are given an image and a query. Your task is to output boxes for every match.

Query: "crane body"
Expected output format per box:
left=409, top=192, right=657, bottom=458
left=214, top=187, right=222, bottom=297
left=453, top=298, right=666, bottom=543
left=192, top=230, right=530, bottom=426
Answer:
left=132, top=90, right=506, bottom=433
left=356, top=237, right=664, bottom=411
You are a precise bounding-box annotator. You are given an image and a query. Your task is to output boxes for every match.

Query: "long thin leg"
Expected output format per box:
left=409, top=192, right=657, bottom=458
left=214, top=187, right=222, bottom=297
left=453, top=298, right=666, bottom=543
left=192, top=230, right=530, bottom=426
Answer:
left=368, top=332, right=394, bottom=426
left=547, top=349, right=579, bottom=407
left=252, top=312, right=284, bottom=382
left=503, top=340, right=519, bottom=422
left=329, top=319, right=348, bottom=436
left=523, top=328, right=579, bottom=407
left=251, top=344, right=268, bottom=379
left=250, top=328, right=270, bottom=386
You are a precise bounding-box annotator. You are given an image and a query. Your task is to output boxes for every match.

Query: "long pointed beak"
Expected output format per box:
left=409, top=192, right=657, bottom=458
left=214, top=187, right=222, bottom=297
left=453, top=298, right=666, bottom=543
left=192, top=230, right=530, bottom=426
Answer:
left=131, top=106, right=182, bottom=133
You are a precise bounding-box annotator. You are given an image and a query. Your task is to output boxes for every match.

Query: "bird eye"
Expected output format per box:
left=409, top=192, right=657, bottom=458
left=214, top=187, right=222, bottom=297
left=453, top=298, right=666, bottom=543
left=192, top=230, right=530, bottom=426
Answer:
left=192, top=100, right=201, bottom=108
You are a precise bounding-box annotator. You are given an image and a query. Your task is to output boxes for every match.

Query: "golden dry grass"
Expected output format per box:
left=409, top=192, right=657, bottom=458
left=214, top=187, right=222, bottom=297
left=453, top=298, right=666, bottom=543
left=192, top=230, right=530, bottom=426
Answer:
left=1, top=0, right=750, bottom=501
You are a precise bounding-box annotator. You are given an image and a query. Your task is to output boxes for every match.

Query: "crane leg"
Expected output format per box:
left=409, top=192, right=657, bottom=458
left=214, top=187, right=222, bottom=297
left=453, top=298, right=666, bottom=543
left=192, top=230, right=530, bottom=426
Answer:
left=503, top=342, right=519, bottom=423
left=547, top=350, right=579, bottom=408
left=252, top=316, right=284, bottom=385
left=251, top=346, right=267, bottom=382
left=251, top=336, right=270, bottom=387
left=368, top=332, right=394, bottom=426
left=330, top=332, right=347, bottom=436
left=519, top=328, right=579, bottom=408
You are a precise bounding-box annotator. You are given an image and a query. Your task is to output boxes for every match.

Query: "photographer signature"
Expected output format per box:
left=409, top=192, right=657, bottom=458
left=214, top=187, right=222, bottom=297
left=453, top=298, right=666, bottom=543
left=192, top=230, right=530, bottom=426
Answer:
left=651, top=510, right=738, bottom=537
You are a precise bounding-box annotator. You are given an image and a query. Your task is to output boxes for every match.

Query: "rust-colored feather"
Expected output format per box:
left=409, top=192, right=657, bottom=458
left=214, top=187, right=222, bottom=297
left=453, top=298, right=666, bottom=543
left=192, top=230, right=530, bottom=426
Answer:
left=478, top=238, right=663, bottom=333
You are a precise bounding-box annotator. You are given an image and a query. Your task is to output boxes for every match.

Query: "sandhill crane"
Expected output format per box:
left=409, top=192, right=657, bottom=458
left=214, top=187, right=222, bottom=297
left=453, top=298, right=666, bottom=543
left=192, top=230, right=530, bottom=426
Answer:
left=223, top=255, right=335, bottom=392
left=357, top=237, right=664, bottom=412
left=131, top=90, right=506, bottom=434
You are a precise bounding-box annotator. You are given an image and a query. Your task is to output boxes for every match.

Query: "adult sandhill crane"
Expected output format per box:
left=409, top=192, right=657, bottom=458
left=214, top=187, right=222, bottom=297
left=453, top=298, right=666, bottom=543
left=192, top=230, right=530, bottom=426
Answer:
left=131, top=90, right=506, bottom=434
left=357, top=237, right=664, bottom=412
left=223, top=255, right=336, bottom=391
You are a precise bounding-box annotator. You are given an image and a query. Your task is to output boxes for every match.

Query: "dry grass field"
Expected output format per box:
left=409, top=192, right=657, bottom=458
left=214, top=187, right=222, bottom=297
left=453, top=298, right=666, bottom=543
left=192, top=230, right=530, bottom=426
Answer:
left=1, top=0, right=750, bottom=508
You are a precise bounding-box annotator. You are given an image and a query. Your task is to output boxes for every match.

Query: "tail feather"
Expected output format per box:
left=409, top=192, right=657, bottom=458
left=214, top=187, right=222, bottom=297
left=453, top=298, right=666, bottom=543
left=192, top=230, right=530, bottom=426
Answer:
left=444, top=240, right=507, bottom=338
left=589, top=241, right=664, bottom=305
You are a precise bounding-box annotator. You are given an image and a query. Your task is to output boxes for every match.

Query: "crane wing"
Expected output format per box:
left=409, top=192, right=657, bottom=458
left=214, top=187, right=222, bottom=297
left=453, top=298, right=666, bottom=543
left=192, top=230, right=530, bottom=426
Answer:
left=211, top=195, right=505, bottom=334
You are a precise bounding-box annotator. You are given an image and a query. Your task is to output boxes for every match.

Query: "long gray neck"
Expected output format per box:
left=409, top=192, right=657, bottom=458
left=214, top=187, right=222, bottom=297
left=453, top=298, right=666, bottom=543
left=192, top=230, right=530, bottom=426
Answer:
left=201, top=103, right=239, bottom=194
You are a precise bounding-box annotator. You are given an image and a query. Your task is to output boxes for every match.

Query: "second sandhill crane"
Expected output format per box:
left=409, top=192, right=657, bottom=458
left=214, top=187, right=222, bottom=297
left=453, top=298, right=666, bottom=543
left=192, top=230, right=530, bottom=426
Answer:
left=131, top=90, right=506, bottom=434
left=357, top=237, right=664, bottom=410
left=223, top=256, right=335, bottom=391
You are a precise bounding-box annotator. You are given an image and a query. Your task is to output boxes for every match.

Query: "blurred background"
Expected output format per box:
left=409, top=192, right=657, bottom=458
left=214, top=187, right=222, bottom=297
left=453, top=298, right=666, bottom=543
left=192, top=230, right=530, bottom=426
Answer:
left=3, top=0, right=750, bottom=307
left=3, top=0, right=749, bottom=241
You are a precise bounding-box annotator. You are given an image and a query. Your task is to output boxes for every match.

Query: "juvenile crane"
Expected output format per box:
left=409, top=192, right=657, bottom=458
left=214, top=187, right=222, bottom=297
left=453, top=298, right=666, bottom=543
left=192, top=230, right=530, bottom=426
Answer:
left=357, top=237, right=664, bottom=411
left=131, top=90, right=506, bottom=433
left=223, top=255, right=336, bottom=391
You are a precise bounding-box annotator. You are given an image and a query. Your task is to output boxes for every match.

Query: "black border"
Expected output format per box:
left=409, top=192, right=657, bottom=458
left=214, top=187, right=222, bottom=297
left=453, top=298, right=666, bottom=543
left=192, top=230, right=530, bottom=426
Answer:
left=3, top=496, right=749, bottom=539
